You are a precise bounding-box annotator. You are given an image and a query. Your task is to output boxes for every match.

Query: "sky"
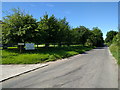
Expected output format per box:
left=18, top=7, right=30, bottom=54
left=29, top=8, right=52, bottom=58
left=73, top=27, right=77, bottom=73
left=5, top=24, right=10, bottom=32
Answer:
left=2, top=2, right=118, bottom=39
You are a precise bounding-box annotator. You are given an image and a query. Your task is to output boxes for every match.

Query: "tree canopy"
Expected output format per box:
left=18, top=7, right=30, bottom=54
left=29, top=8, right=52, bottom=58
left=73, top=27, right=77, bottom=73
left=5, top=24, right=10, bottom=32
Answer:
left=2, top=8, right=104, bottom=48
left=105, top=30, right=118, bottom=45
left=2, top=8, right=37, bottom=44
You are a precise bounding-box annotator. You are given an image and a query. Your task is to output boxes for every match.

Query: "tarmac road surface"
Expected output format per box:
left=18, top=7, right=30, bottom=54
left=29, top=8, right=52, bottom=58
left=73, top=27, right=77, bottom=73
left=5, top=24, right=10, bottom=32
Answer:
left=2, top=47, right=118, bottom=88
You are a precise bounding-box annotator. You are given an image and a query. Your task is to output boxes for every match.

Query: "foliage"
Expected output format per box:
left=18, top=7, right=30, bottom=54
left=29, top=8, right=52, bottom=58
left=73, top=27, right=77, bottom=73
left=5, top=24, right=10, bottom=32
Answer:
left=2, top=8, right=104, bottom=48
left=73, top=26, right=90, bottom=45
left=109, top=32, right=120, bottom=64
left=112, top=33, right=120, bottom=45
left=56, top=18, right=71, bottom=46
left=105, top=30, right=118, bottom=46
left=91, top=27, right=104, bottom=47
left=110, top=44, right=120, bottom=64
left=2, top=8, right=37, bottom=44
left=37, top=14, right=59, bottom=47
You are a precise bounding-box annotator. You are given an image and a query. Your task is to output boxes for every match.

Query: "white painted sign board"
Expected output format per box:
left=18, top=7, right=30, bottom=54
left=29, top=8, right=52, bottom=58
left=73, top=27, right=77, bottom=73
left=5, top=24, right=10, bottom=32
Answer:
left=25, top=43, right=35, bottom=50
left=18, top=43, right=24, bottom=45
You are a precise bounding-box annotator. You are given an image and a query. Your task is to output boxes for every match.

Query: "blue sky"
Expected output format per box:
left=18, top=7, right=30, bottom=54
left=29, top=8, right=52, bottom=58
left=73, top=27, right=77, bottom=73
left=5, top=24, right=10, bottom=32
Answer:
left=2, top=2, right=118, bottom=39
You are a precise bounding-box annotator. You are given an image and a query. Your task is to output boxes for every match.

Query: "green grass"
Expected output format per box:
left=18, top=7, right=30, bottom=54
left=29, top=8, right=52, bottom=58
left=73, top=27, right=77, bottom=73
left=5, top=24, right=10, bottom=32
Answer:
left=1, top=45, right=93, bottom=64
left=110, top=44, right=120, bottom=64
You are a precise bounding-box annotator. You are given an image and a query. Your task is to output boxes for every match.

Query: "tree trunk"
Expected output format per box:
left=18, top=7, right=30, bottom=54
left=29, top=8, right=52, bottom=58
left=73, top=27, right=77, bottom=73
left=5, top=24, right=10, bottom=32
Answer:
left=67, top=43, right=70, bottom=47
left=37, top=44, right=39, bottom=48
left=58, top=42, right=62, bottom=47
left=3, top=44, right=8, bottom=49
left=54, top=43, right=55, bottom=47
left=18, top=45, right=25, bottom=53
left=45, top=43, right=49, bottom=48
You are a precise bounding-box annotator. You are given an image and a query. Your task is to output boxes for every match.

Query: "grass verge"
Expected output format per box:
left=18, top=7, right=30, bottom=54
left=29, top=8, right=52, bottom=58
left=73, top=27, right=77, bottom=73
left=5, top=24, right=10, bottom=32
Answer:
left=1, top=45, right=93, bottom=64
left=109, top=44, right=120, bottom=64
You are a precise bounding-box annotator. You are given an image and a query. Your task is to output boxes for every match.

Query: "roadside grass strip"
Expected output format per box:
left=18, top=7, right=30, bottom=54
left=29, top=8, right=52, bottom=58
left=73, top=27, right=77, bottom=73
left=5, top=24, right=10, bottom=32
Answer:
left=2, top=45, right=93, bottom=64
left=110, top=44, right=120, bottom=64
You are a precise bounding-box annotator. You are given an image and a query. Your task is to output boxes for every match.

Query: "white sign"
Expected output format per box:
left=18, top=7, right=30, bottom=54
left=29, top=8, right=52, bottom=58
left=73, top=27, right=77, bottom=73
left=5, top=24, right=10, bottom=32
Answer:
left=18, top=43, right=24, bottom=45
left=25, top=43, right=35, bottom=50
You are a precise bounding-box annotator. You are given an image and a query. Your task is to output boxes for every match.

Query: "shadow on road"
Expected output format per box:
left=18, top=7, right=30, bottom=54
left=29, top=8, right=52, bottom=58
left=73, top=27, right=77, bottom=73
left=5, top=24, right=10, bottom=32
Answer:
left=94, top=46, right=108, bottom=49
left=81, top=52, right=88, bottom=54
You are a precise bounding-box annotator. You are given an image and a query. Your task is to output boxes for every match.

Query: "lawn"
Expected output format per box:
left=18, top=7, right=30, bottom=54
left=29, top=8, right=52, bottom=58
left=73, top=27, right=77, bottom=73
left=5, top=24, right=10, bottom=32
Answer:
left=1, top=45, right=93, bottom=64
left=110, top=44, right=120, bottom=64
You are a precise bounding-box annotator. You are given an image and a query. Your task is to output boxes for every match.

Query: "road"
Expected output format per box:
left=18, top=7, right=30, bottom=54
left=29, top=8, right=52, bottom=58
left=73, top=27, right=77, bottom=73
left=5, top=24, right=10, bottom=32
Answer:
left=2, top=47, right=118, bottom=88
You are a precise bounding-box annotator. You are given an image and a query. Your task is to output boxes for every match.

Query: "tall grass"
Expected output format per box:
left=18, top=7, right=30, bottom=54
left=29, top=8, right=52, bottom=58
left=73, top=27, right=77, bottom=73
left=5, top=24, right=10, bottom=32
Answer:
left=1, top=45, right=93, bottom=64
left=110, top=44, right=120, bottom=64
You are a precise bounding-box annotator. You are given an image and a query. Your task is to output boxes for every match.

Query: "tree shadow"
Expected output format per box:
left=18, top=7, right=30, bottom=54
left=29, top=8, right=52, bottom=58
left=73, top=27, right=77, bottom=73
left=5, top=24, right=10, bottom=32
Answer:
left=94, top=47, right=105, bottom=49
left=81, top=52, right=88, bottom=54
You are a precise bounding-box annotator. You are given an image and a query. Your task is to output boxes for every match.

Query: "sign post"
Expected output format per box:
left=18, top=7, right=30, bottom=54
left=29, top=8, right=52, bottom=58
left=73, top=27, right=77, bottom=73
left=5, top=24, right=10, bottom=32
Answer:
left=18, top=43, right=24, bottom=53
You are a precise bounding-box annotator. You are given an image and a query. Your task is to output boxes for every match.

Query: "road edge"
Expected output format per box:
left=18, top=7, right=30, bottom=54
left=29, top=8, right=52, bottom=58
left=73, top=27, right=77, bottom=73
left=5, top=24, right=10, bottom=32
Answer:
left=1, top=64, right=49, bottom=82
left=108, top=47, right=118, bottom=64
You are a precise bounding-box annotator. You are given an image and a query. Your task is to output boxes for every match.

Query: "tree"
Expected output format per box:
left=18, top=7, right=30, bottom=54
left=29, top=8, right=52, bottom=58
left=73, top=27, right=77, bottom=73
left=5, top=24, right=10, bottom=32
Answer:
left=85, top=31, right=96, bottom=46
left=37, top=14, right=59, bottom=47
left=2, top=8, right=37, bottom=51
left=92, top=27, right=104, bottom=46
left=105, top=30, right=118, bottom=45
left=56, top=18, right=71, bottom=46
left=2, top=8, right=37, bottom=44
left=112, top=32, right=120, bottom=45
left=0, top=20, right=2, bottom=48
left=73, top=26, right=91, bottom=45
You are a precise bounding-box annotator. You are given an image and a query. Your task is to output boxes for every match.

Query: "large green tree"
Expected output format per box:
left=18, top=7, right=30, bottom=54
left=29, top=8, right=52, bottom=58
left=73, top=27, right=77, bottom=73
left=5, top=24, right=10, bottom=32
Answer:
left=2, top=8, right=37, bottom=44
left=85, top=31, right=96, bottom=46
left=57, top=18, right=71, bottom=46
left=37, top=14, right=59, bottom=47
left=91, top=27, right=104, bottom=46
left=73, top=26, right=92, bottom=45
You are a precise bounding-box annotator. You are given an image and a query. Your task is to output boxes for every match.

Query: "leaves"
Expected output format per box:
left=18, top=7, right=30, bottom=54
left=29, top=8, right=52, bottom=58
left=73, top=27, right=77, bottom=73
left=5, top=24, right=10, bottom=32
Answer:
left=105, top=30, right=118, bottom=45
left=2, top=8, right=104, bottom=47
left=2, top=8, right=37, bottom=43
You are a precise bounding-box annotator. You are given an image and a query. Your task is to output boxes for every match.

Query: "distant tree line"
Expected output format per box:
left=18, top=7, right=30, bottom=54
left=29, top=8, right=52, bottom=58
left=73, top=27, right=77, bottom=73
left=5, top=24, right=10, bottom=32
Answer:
left=2, top=8, right=104, bottom=48
left=105, top=30, right=119, bottom=46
